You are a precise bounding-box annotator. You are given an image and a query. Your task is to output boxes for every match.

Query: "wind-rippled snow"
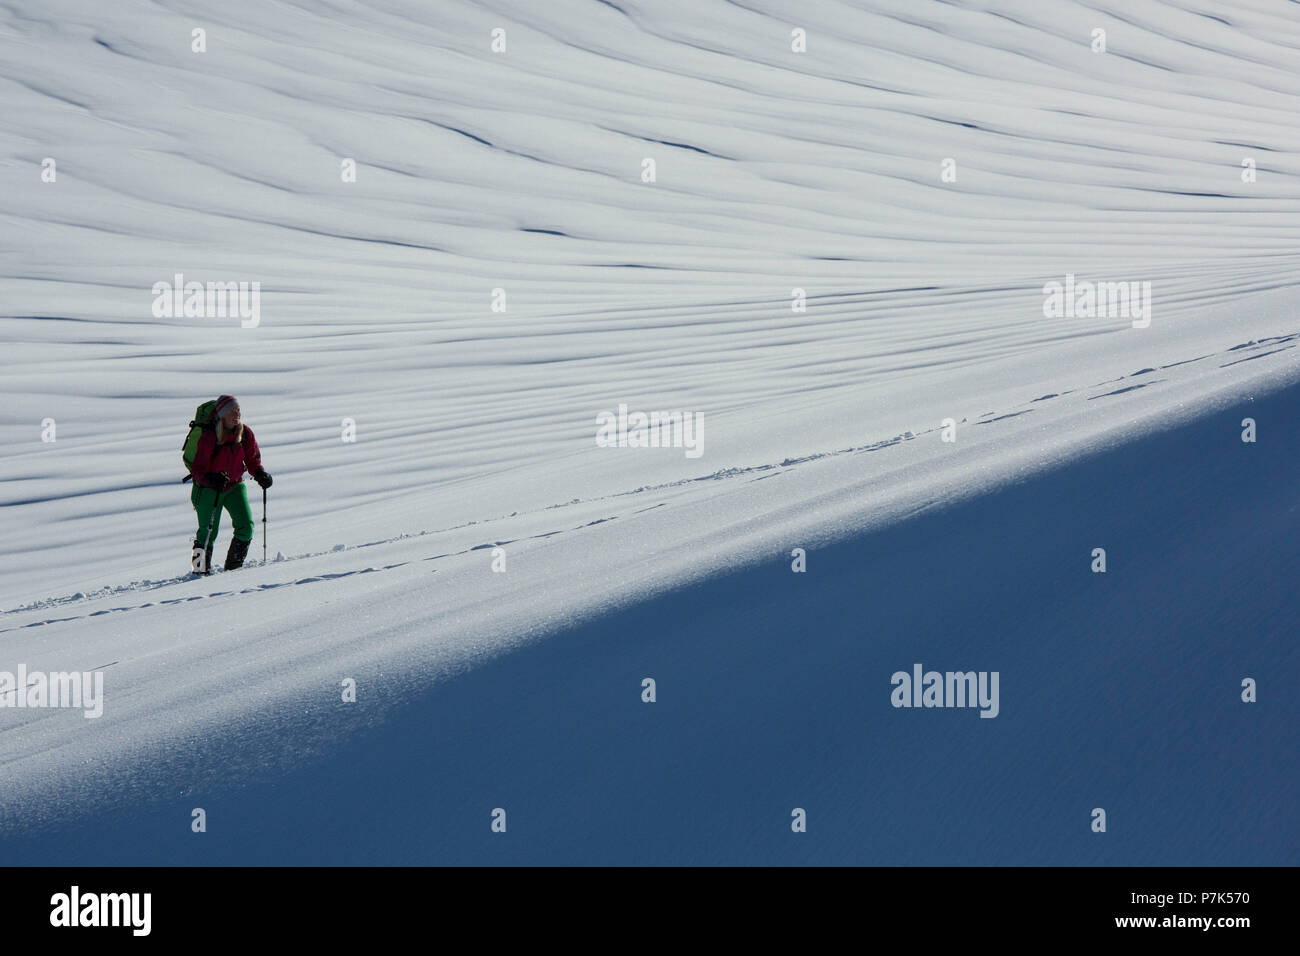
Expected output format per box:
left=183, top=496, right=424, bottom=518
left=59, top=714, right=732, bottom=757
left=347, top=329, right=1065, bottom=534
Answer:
left=0, top=0, right=1298, bottom=834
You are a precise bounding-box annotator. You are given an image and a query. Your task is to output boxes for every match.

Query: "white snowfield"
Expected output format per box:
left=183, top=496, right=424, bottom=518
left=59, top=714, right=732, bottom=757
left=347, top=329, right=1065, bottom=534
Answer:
left=0, top=0, right=1298, bottom=828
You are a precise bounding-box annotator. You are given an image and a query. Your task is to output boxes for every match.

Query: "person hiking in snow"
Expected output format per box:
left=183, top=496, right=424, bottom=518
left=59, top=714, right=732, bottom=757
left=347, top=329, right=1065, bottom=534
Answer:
left=188, top=395, right=272, bottom=573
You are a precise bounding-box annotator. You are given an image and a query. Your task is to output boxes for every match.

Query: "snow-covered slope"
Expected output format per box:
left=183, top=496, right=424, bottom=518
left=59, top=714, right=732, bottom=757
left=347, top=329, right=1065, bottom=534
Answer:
left=1, top=0, right=1297, bottom=862
left=3, top=373, right=1297, bottom=865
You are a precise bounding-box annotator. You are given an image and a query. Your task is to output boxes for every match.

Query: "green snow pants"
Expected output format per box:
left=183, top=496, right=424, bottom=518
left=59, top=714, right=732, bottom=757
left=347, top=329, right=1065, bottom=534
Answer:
left=192, top=481, right=255, bottom=548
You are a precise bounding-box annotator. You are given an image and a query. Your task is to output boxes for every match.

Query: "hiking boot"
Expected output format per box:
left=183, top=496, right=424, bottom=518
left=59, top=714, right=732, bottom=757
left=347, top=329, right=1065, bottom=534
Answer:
left=225, top=537, right=251, bottom=571
left=192, top=540, right=214, bottom=575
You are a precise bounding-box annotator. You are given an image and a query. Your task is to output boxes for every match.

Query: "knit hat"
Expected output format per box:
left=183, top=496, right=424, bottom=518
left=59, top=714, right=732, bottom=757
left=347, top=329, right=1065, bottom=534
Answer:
left=214, top=395, right=239, bottom=418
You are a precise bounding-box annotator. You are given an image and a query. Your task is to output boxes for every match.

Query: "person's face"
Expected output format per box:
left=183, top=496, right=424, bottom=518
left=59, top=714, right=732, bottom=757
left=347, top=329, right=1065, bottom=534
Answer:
left=221, top=406, right=240, bottom=429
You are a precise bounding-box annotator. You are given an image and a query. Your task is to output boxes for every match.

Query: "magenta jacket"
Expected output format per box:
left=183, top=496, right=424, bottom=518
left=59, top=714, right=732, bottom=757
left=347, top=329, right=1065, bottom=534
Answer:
left=189, top=422, right=264, bottom=489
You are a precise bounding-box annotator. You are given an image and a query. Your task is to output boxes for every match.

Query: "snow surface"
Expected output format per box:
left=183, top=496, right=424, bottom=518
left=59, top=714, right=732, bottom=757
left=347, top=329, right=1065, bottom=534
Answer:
left=1, top=0, right=1298, bottom=863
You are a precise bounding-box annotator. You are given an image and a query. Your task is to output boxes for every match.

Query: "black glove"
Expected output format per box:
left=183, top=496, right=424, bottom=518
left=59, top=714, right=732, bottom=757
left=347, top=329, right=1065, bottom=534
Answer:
left=203, top=471, right=230, bottom=492
left=252, top=469, right=273, bottom=490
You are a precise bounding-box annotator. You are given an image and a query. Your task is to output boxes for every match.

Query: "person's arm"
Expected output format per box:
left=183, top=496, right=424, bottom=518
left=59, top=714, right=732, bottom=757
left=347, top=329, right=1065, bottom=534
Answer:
left=244, top=427, right=272, bottom=488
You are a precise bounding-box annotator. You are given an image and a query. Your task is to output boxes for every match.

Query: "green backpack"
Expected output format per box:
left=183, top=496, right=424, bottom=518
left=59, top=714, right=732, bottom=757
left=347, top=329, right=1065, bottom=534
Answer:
left=180, top=400, right=219, bottom=482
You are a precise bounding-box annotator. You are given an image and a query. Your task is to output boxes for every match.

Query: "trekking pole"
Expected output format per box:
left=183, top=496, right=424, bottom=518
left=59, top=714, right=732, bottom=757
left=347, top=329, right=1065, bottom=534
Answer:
left=262, top=485, right=268, bottom=565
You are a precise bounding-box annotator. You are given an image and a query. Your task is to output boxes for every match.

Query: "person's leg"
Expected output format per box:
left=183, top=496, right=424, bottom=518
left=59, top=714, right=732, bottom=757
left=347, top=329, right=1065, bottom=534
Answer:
left=225, top=482, right=254, bottom=542
left=191, top=484, right=222, bottom=572
left=223, top=482, right=255, bottom=569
